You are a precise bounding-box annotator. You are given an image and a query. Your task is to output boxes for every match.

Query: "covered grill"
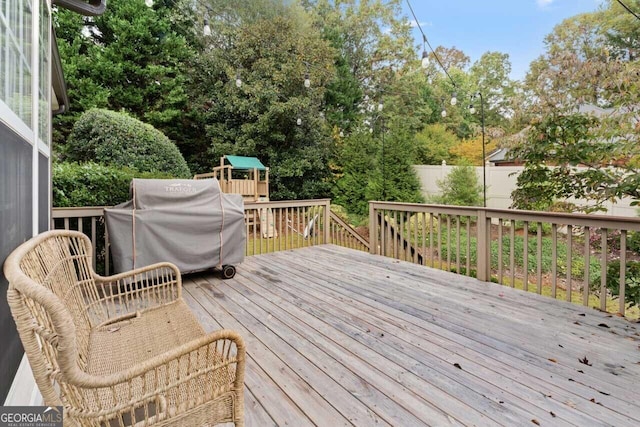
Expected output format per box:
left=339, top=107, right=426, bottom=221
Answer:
left=105, top=178, right=245, bottom=278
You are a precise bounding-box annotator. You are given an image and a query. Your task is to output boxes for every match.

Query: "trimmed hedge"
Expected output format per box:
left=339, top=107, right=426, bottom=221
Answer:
left=53, top=162, right=172, bottom=207
left=65, top=109, right=191, bottom=178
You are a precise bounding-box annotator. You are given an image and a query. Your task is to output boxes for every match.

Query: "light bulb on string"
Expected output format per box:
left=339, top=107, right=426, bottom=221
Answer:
left=203, top=19, right=211, bottom=36
left=296, top=118, right=302, bottom=126
left=421, top=50, right=429, bottom=69
left=235, top=71, right=242, bottom=88
left=145, top=0, right=154, bottom=7
left=304, top=72, right=310, bottom=88
left=441, top=109, right=447, bottom=118
left=469, top=104, right=476, bottom=115
left=450, top=92, right=457, bottom=106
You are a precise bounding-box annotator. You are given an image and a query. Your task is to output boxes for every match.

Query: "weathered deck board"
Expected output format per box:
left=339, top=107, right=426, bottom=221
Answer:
left=183, top=245, right=640, bottom=426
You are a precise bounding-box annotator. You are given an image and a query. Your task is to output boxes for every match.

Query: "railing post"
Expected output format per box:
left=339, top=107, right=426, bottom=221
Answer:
left=369, top=202, right=378, bottom=255
left=477, top=209, right=490, bottom=282
left=323, top=200, right=330, bottom=244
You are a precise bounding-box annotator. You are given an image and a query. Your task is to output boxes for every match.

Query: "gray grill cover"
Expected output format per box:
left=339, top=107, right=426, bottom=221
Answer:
left=105, top=179, right=245, bottom=274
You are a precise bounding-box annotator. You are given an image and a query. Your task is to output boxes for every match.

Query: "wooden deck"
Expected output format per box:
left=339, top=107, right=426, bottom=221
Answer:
left=183, top=245, right=640, bottom=427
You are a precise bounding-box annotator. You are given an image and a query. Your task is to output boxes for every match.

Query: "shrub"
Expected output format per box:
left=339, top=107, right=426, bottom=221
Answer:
left=591, top=259, right=640, bottom=308
left=64, top=109, right=191, bottom=178
left=435, top=164, right=483, bottom=206
left=627, top=231, right=640, bottom=255
left=53, top=162, right=172, bottom=207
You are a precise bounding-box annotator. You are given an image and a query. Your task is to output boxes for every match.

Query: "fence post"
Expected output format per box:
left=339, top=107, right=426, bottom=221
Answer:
left=369, top=202, right=378, bottom=255
left=323, top=200, right=331, bottom=244
left=477, top=209, right=490, bottom=282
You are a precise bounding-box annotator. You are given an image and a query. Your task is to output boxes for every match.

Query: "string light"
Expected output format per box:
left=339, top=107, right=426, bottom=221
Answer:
left=296, top=118, right=302, bottom=126
left=203, top=18, right=211, bottom=36
left=450, top=92, right=457, bottom=106
left=421, top=48, right=429, bottom=69
left=235, top=70, right=242, bottom=88
left=406, top=0, right=457, bottom=104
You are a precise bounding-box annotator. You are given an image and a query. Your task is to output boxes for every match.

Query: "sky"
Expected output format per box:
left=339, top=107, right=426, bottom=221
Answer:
left=400, top=0, right=607, bottom=81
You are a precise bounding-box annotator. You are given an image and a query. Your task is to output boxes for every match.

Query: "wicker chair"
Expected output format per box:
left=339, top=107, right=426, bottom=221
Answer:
left=4, top=230, right=245, bottom=426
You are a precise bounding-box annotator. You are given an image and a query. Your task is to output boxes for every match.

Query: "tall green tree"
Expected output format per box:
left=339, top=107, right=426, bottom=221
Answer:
left=368, top=119, right=424, bottom=204
left=414, top=124, right=459, bottom=165
left=53, top=0, right=194, bottom=152
left=513, top=1, right=640, bottom=211
left=189, top=12, right=336, bottom=199
left=469, top=51, right=517, bottom=129
left=333, top=131, right=378, bottom=215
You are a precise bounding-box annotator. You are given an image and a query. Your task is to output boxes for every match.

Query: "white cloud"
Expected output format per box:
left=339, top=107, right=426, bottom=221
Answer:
left=537, top=0, right=554, bottom=7
left=410, top=20, right=432, bottom=29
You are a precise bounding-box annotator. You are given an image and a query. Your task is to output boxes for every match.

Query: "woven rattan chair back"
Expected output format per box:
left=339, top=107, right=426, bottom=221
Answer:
left=5, top=231, right=100, bottom=406
left=4, top=230, right=246, bottom=426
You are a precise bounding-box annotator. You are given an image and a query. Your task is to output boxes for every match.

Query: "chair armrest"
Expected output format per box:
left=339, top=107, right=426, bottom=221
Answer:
left=64, top=330, right=246, bottom=424
left=90, top=262, right=182, bottom=323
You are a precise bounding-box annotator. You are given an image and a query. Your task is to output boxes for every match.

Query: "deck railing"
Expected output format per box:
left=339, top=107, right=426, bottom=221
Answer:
left=369, top=201, right=640, bottom=318
left=52, top=199, right=367, bottom=275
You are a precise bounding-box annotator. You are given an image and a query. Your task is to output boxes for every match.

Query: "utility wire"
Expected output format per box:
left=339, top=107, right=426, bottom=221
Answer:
left=616, top=0, right=640, bottom=22
left=405, top=0, right=456, bottom=88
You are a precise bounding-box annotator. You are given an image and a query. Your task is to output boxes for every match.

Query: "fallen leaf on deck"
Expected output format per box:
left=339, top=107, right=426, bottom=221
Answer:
left=590, top=398, right=596, bottom=403
left=558, top=344, right=564, bottom=348
left=599, top=391, right=611, bottom=396
left=598, top=323, right=610, bottom=328
left=453, top=363, right=462, bottom=369
left=564, top=401, right=577, bottom=408
left=573, top=321, right=581, bottom=325
left=531, top=419, right=540, bottom=425
left=577, top=370, right=584, bottom=374
left=578, top=357, right=592, bottom=366
left=550, top=411, right=556, bottom=418
left=548, top=358, right=558, bottom=363
left=578, top=313, right=586, bottom=316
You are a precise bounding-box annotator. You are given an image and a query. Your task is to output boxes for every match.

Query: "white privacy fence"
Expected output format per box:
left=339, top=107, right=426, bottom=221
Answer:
left=414, top=164, right=638, bottom=217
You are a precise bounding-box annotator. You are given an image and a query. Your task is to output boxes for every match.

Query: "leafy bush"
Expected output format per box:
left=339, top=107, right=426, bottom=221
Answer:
left=627, top=231, right=640, bottom=255
left=53, top=162, right=172, bottom=207
left=591, top=259, right=640, bottom=308
left=435, top=164, right=483, bottom=206
left=64, top=109, right=191, bottom=178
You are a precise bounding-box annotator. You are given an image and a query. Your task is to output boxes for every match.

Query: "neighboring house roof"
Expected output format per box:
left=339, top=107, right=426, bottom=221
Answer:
left=52, top=29, right=69, bottom=114
left=225, top=155, right=268, bottom=171
left=487, top=148, right=509, bottom=164
left=577, top=104, right=614, bottom=117
left=51, top=0, right=107, bottom=114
